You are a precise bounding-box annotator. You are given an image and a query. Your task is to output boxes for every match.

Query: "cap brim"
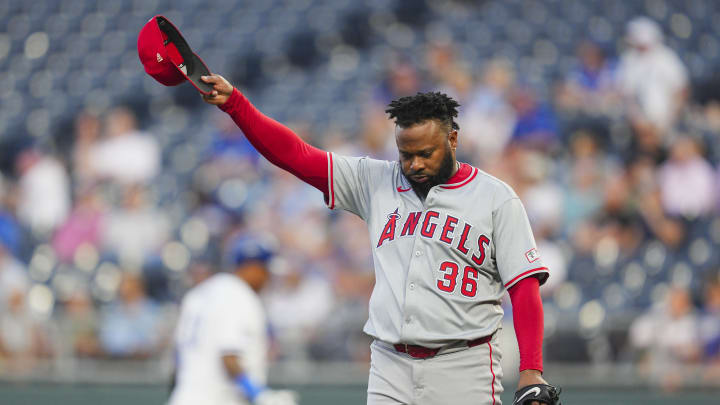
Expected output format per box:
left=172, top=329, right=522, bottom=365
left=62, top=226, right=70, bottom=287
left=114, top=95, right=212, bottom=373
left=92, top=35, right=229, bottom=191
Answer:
left=177, top=52, right=213, bottom=95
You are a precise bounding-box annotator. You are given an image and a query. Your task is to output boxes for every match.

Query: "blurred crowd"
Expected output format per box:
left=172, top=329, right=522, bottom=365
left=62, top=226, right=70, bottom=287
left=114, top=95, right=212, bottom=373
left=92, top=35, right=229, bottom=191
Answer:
left=1, top=10, right=720, bottom=388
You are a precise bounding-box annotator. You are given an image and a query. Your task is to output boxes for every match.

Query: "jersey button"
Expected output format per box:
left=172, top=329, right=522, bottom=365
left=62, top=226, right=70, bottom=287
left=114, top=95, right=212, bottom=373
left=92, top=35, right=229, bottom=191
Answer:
left=405, top=317, right=412, bottom=324
left=415, top=250, right=423, bottom=256
left=409, top=283, right=415, bottom=290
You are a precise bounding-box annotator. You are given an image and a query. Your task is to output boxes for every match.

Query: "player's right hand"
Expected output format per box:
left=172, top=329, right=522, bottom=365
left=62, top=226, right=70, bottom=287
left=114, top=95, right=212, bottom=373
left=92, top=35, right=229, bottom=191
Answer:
left=200, top=74, right=234, bottom=106
left=254, top=389, right=299, bottom=405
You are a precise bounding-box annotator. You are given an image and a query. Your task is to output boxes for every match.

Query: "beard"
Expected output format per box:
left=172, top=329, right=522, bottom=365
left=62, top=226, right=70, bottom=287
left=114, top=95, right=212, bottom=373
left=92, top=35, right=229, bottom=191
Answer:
left=404, top=147, right=456, bottom=198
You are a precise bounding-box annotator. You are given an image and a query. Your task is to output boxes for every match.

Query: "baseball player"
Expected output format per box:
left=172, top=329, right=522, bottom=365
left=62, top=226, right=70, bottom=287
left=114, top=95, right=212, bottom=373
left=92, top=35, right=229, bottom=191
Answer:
left=168, top=236, right=298, bottom=405
left=196, top=74, right=561, bottom=405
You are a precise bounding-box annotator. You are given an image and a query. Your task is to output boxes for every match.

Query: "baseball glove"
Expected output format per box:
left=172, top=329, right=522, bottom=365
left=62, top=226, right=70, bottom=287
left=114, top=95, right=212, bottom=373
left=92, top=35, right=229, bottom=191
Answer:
left=512, top=383, right=561, bottom=405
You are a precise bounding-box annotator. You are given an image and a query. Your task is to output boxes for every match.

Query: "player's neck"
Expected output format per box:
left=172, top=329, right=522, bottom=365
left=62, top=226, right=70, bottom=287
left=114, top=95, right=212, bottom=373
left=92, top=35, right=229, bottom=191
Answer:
left=450, top=160, right=459, bottom=178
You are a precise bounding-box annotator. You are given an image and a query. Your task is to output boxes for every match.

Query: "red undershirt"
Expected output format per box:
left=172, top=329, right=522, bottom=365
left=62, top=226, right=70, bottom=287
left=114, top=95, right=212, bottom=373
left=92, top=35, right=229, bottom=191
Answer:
left=220, top=88, right=544, bottom=372
left=508, top=277, right=544, bottom=372
left=446, top=161, right=473, bottom=184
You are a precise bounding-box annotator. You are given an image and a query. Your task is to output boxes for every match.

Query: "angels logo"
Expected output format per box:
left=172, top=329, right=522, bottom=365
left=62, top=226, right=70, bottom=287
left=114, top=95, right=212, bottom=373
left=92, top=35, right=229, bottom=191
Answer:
left=377, top=208, right=401, bottom=247
left=156, top=52, right=163, bottom=63
left=526, top=248, right=539, bottom=263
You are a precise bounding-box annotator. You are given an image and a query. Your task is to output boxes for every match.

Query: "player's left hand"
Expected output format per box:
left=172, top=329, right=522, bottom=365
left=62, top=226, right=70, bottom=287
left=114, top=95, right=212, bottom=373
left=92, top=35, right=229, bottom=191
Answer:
left=515, top=370, right=560, bottom=405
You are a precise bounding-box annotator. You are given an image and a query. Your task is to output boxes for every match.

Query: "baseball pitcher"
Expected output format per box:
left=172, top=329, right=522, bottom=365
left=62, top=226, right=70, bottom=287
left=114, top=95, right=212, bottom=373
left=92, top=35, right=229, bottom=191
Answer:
left=198, top=74, right=560, bottom=405
left=137, top=15, right=560, bottom=404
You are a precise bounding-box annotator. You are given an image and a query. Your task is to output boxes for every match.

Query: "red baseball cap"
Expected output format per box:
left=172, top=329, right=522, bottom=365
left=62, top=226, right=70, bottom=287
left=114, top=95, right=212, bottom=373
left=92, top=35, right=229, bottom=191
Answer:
left=137, top=15, right=213, bottom=95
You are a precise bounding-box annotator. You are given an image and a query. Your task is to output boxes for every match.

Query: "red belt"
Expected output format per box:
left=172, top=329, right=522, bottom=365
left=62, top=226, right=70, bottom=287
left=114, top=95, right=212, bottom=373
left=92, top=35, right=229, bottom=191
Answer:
left=393, top=335, right=492, bottom=359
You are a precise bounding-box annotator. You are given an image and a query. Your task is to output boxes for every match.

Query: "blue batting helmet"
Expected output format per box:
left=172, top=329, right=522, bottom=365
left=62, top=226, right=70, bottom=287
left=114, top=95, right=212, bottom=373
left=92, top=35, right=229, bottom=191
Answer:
left=229, top=235, right=275, bottom=267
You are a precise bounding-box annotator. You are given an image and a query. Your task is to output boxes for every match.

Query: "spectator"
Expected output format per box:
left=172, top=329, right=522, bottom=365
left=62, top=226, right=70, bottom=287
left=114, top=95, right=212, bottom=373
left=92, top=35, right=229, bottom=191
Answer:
left=61, top=289, right=101, bottom=358
left=89, top=107, right=160, bottom=185
left=253, top=168, right=329, bottom=261
left=509, top=86, right=559, bottom=149
left=604, top=155, right=686, bottom=248
left=307, top=265, right=374, bottom=362
left=630, top=286, right=701, bottom=390
left=425, top=41, right=475, bottom=106
left=0, top=243, right=29, bottom=312
left=53, top=185, right=106, bottom=263
left=15, top=147, right=71, bottom=237
left=700, top=273, right=720, bottom=362
left=459, top=59, right=517, bottom=166
left=616, top=17, right=688, bottom=133
left=596, top=213, right=645, bottom=263
left=512, top=148, right=564, bottom=237
left=0, top=209, right=22, bottom=258
left=562, top=131, right=615, bottom=236
left=658, top=137, right=716, bottom=218
left=372, top=60, right=421, bottom=106
left=72, top=111, right=102, bottom=188
left=361, top=58, right=422, bottom=163
left=265, top=267, right=334, bottom=360
left=202, top=111, right=263, bottom=180
left=556, top=41, right=618, bottom=115
left=101, top=185, right=170, bottom=267
left=0, top=175, right=20, bottom=256
left=425, top=40, right=461, bottom=90
left=98, top=273, right=162, bottom=358
left=349, top=114, right=398, bottom=162
left=0, top=285, right=52, bottom=372
left=328, top=212, right=373, bottom=274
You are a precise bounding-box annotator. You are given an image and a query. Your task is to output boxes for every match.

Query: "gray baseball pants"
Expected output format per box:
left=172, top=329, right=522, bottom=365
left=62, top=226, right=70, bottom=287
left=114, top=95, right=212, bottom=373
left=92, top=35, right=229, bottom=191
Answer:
left=367, top=333, right=504, bottom=405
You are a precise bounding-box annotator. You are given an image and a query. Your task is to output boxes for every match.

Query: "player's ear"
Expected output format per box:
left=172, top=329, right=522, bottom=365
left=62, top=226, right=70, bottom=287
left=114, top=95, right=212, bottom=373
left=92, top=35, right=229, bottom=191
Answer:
left=448, top=130, right=458, bottom=150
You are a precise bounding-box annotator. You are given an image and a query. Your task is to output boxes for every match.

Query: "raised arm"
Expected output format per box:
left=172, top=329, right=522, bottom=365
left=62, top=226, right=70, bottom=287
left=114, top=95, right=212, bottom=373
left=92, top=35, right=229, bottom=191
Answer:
left=200, top=74, right=330, bottom=195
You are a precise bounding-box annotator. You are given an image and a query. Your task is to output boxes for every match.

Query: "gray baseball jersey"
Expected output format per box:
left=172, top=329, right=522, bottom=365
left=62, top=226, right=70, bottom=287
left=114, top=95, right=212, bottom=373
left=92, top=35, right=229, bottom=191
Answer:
left=327, top=154, right=549, bottom=348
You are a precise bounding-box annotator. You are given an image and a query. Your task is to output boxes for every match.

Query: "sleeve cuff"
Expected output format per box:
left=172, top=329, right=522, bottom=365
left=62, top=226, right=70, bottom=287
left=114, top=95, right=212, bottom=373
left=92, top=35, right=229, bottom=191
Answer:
left=325, top=152, right=335, bottom=210
left=503, top=267, right=549, bottom=289
left=219, top=88, right=242, bottom=112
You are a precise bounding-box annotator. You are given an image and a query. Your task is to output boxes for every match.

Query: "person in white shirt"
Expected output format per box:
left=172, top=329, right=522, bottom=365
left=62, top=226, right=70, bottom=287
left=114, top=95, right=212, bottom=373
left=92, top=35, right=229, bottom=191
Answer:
left=15, top=147, right=70, bottom=236
left=89, top=107, right=161, bottom=185
left=616, top=16, right=688, bottom=132
left=168, top=236, right=297, bottom=405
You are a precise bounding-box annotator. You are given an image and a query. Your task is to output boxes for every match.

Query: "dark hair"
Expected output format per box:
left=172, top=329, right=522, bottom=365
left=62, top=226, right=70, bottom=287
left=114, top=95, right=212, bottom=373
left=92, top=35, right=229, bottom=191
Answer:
left=385, top=92, right=460, bottom=131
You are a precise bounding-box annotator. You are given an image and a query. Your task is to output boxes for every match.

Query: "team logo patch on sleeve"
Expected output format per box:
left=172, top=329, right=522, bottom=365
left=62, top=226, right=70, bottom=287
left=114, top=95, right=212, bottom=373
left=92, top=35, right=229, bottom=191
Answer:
left=525, top=248, right=539, bottom=263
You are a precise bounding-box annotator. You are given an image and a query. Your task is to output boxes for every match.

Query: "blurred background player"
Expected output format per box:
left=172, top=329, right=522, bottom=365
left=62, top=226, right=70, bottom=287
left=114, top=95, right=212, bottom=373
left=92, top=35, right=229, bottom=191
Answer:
left=168, top=235, right=297, bottom=405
